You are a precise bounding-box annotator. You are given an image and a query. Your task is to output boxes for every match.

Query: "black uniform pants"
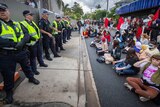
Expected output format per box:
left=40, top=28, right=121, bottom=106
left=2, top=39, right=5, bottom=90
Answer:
left=54, top=34, right=63, bottom=52
left=0, top=50, right=34, bottom=92
left=42, top=35, right=57, bottom=58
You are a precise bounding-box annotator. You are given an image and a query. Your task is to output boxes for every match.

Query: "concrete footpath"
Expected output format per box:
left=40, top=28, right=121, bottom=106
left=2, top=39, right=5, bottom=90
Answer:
left=2, top=32, right=100, bottom=107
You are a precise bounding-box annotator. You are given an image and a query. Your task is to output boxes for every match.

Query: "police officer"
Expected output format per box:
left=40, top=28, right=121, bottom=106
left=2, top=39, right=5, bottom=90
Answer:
left=65, top=16, right=72, bottom=40
left=39, top=11, right=60, bottom=61
left=52, top=16, right=65, bottom=52
left=21, top=10, right=48, bottom=75
left=0, top=3, right=39, bottom=104
left=61, top=17, right=67, bottom=43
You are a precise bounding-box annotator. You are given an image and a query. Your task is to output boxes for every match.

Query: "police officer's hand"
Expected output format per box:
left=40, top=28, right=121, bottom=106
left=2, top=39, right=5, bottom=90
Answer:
left=47, top=33, right=52, bottom=38
left=15, top=42, right=24, bottom=50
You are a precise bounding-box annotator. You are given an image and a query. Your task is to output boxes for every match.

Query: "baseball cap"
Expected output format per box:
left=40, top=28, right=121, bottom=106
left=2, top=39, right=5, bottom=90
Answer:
left=134, top=41, right=142, bottom=53
left=135, top=41, right=142, bottom=50
left=23, top=10, right=34, bottom=16
left=0, top=3, right=8, bottom=10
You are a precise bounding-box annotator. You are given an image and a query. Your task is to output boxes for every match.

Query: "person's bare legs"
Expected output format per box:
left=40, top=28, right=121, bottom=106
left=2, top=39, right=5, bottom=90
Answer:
left=126, top=77, right=159, bottom=99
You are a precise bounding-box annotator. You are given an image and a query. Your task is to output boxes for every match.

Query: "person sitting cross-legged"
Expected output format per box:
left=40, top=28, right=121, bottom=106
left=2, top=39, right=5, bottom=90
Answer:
left=124, top=54, right=160, bottom=102
left=112, top=48, right=139, bottom=75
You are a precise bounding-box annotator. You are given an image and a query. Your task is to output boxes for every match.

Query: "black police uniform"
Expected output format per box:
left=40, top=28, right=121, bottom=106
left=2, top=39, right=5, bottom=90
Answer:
left=20, top=19, right=47, bottom=75
left=39, top=18, right=60, bottom=60
left=61, top=20, right=67, bottom=43
left=53, top=20, right=65, bottom=52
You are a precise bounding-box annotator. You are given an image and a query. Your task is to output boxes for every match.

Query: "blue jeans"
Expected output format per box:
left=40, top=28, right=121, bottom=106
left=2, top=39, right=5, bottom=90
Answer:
left=113, top=62, right=136, bottom=75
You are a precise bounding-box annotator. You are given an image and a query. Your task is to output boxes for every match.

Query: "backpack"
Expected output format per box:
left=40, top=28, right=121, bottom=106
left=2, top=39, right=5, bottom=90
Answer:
left=96, top=56, right=105, bottom=63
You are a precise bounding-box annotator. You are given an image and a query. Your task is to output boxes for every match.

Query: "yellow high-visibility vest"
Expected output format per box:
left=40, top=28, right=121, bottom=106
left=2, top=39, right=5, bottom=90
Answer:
left=0, top=20, right=24, bottom=43
left=52, top=20, right=58, bottom=35
left=21, top=20, right=40, bottom=45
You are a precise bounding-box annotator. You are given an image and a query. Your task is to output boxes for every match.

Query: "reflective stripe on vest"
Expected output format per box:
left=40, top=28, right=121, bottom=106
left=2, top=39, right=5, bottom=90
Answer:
left=21, top=21, right=40, bottom=45
left=0, top=20, right=24, bottom=43
left=52, top=20, right=58, bottom=35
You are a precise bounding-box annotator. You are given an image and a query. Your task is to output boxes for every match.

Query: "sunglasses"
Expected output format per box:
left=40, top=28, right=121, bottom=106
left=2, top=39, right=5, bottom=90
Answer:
left=0, top=8, right=6, bottom=12
left=29, top=14, right=33, bottom=16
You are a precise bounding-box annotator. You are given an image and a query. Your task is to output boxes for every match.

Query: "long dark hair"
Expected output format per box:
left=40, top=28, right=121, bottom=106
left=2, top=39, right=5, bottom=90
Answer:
left=113, top=40, right=119, bottom=49
left=126, top=48, right=136, bottom=59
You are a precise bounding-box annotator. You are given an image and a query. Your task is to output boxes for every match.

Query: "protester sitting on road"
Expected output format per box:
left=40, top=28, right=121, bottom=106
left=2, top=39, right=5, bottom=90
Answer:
left=134, top=41, right=142, bottom=54
left=95, top=36, right=108, bottom=52
left=124, top=54, right=160, bottom=102
left=101, top=37, right=108, bottom=52
left=140, top=33, right=149, bottom=45
left=114, top=31, right=124, bottom=49
left=121, top=30, right=128, bottom=44
left=112, top=48, right=139, bottom=75
left=138, top=45, right=148, bottom=60
left=136, top=40, right=159, bottom=68
left=104, top=30, right=111, bottom=46
left=104, top=40, right=121, bottom=64
left=126, top=29, right=134, bottom=42
left=145, top=40, right=159, bottom=58
left=122, top=38, right=135, bottom=54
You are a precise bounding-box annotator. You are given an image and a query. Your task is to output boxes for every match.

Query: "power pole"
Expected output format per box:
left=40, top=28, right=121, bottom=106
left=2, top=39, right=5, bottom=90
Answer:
left=106, top=0, right=109, bottom=11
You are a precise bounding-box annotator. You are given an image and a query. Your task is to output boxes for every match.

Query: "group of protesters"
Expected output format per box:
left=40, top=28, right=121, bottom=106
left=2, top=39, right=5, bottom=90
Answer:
left=81, top=10, right=160, bottom=103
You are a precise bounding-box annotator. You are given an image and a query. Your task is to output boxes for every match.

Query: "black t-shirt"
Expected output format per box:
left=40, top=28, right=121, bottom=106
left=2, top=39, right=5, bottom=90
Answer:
left=39, top=18, right=52, bottom=35
left=125, top=55, right=140, bottom=72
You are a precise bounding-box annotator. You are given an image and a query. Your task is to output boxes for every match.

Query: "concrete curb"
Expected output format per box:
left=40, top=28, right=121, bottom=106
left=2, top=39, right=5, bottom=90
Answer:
left=81, top=37, right=101, bottom=107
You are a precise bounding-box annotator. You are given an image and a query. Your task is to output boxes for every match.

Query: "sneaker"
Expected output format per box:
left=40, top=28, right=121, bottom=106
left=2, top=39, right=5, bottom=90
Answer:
left=124, top=82, right=133, bottom=91
left=139, top=96, right=150, bottom=102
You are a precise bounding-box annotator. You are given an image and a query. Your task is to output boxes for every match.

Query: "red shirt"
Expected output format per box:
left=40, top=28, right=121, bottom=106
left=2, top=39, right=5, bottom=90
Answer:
left=104, top=32, right=111, bottom=42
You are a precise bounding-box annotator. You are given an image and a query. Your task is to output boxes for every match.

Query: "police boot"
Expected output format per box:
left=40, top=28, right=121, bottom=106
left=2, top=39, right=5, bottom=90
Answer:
left=60, top=47, right=65, bottom=51
left=29, top=77, right=40, bottom=85
left=4, top=91, right=13, bottom=104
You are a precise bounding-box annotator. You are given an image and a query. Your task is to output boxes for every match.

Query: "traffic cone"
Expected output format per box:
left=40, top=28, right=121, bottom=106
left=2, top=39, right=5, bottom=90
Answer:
left=0, top=71, right=20, bottom=91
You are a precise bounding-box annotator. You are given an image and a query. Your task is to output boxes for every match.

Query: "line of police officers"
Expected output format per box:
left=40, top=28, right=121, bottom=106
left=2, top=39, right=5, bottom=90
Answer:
left=0, top=3, right=72, bottom=104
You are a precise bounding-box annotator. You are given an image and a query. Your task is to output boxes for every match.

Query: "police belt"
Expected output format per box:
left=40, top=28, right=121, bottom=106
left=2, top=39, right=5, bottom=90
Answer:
left=0, top=48, right=26, bottom=55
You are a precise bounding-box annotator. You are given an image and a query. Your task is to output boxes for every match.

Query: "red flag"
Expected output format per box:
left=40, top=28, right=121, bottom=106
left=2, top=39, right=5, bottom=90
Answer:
left=104, top=18, right=109, bottom=28
left=116, top=17, right=124, bottom=30
left=153, top=8, right=160, bottom=21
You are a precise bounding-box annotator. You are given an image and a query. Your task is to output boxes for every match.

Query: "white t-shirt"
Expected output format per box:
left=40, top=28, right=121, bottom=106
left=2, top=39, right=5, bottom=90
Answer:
left=142, top=64, right=158, bottom=84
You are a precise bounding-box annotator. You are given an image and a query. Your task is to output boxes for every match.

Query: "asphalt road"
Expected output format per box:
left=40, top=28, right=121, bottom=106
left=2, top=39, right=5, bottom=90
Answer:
left=85, top=35, right=159, bottom=107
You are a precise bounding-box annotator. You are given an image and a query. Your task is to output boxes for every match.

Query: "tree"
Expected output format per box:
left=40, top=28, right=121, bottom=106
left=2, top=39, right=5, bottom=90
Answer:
left=56, top=0, right=62, bottom=9
left=71, top=2, right=84, bottom=16
left=96, top=4, right=101, bottom=9
left=62, top=2, right=84, bottom=20
left=63, top=4, right=71, bottom=16
left=106, top=5, right=120, bottom=22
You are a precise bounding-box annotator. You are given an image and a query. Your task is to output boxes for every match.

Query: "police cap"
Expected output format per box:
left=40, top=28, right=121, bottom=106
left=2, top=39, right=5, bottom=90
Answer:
left=42, top=10, right=49, bottom=15
left=56, top=15, right=61, bottom=19
left=0, top=3, right=8, bottom=10
left=23, top=10, right=34, bottom=16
